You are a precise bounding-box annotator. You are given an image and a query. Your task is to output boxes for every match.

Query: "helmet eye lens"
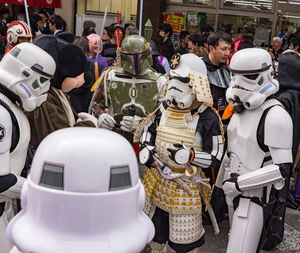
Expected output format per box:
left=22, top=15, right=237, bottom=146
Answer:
left=244, top=74, right=259, bottom=80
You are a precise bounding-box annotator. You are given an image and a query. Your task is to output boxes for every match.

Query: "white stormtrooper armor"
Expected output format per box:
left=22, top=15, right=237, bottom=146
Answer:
left=0, top=42, right=56, bottom=252
left=222, top=48, right=293, bottom=253
left=6, top=128, right=155, bottom=253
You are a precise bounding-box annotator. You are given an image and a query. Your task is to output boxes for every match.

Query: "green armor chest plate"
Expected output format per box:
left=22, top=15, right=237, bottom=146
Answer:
left=108, top=78, right=159, bottom=123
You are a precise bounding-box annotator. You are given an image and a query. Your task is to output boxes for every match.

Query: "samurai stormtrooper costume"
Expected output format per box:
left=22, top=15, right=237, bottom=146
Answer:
left=0, top=43, right=56, bottom=253
left=222, top=48, right=293, bottom=253
left=138, top=54, right=224, bottom=253
left=6, top=128, right=154, bottom=253
left=89, top=35, right=166, bottom=138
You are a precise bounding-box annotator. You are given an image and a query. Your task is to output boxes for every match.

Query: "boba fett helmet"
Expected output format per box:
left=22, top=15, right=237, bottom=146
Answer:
left=120, top=35, right=153, bottom=76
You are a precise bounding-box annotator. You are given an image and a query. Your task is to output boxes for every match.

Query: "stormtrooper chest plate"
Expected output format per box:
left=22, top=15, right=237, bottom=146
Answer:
left=107, top=71, right=159, bottom=123
left=155, top=107, right=202, bottom=170
left=227, top=100, right=279, bottom=174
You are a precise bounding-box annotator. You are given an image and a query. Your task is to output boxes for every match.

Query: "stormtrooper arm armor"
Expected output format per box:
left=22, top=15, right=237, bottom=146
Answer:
left=0, top=175, right=25, bottom=199
left=0, top=106, right=25, bottom=199
left=223, top=162, right=290, bottom=198
left=223, top=105, right=293, bottom=196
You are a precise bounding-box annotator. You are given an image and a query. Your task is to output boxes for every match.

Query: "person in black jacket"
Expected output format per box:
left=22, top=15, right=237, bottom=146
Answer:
left=158, top=23, right=175, bottom=62
left=202, top=31, right=232, bottom=118
left=0, top=33, right=4, bottom=59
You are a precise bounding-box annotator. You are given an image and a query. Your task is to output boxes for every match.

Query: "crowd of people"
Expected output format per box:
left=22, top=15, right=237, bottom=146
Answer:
left=0, top=5, right=300, bottom=253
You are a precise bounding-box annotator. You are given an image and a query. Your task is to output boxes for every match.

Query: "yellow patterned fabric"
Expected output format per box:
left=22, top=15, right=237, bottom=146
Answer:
left=142, top=167, right=202, bottom=215
left=189, top=71, right=213, bottom=107
left=142, top=167, right=207, bottom=243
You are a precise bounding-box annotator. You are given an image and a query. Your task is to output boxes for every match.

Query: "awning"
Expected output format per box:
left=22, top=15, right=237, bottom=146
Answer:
left=35, top=0, right=61, bottom=8
left=0, top=0, right=61, bottom=8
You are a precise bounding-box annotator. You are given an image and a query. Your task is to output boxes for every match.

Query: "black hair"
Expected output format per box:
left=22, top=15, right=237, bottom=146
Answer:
left=200, top=33, right=209, bottom=46
left=126, top=26, right=138, bottom=36
left=51, top=15, right=66, bottom=31
left=82, top=28, right=96, bottom=37
left=32, top=14, right=43, bottom=23
left=290, top=36, right=300, bottom=52
left=207, top=31, right=232, bottom=48
left=83, top=20, right=96, bottom=30
left=107, top=23, right=117, bottom=38
left=73, top=36, right=90, bottom=55
left=189, top=33, right=202, bottom=47
left=124, top=22, right=135, bottom=30
left=151, top=34, right=165, bottom=55
left=159, top=23, right=173, bottom=38
left=224, top=24, right=232, bottom=34
left=38, top=9, right=48, bottom=17
left=0, top=7, right=9, bottom=17
left=179, top=30, right=190, bottom=41
left=239, top=40, right=254, bottom=50
left=201, top=24, right=214, bottom=34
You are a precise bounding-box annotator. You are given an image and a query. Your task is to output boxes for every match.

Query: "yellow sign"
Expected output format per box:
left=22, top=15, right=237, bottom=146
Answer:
left=163, top=13, right=184, bottom=33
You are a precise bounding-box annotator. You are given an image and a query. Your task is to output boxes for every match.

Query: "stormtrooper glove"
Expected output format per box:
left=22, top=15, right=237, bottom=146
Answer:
left=222, top=173, right=241, bottom=199
left=77, top=112, right=98, bottom=127
left=97, top=113, right=116, bottom=130
left=120, top=115, right=142, bottom=133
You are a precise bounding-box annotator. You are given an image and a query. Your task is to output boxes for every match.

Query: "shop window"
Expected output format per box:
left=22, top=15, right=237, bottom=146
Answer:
left=218, top=14, right=272, bottom=46
left=222, top=0, right=273, bottom=12
left=169, top=0, right=215, bottom=6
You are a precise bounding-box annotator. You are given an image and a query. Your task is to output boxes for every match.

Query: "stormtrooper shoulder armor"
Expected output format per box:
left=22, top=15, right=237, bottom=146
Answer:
left=0, top=105, right=12, bottom=154
left=264, top=105, right=293, bottom=149
left=0, top=104, right=12, bottom=175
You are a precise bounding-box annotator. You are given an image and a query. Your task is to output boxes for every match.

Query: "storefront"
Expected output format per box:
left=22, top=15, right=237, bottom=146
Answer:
left=0, top=0, right=61, bottom=19
left=165, top=0, right=300, bottom=46
left=75, top=0, right=138, bottom=36
left=0, top=0, right=76, bottom=33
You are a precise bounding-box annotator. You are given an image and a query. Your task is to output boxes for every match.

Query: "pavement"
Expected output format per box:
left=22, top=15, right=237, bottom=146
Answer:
left=163, top=207, right=300, bottom=253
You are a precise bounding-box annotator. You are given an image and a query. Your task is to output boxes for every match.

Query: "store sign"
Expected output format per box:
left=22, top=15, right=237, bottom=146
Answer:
left=163, top=13, right=184, bottom=33
left=187, top=12, right=198, bottom=26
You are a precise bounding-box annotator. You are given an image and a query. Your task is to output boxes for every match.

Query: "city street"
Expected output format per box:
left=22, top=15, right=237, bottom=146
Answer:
left=190, top=207, right=300, bottom=253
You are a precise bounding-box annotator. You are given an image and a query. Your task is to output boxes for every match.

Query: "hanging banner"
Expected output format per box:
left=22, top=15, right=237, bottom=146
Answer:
left=35, top=0, right=61, bottom=8
left=0, top=0, right=35, bottom=5
left=0, top=0, right=60, bottom=7
left=163, top=13, right=184, bottom=33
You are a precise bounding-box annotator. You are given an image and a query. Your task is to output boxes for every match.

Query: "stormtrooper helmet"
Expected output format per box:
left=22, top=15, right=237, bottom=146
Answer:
left=166, top=53, right=213, bottom=109
left=6, top=128, right=154, bottom=253
left=226, top=48, right=279, bottom=109
left=0, top=43, right=56, bottom=111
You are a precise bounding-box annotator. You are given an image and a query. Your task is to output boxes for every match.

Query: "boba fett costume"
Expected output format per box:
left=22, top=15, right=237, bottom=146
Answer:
left=89, top=35, right=166, bottom=138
